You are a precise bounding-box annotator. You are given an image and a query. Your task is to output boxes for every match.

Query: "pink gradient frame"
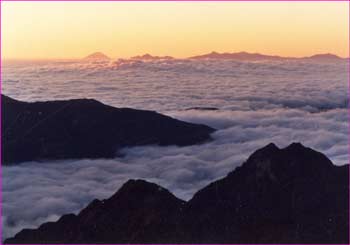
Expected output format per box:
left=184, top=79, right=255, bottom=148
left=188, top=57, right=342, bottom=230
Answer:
left=0, top=0, right=349, bottom=245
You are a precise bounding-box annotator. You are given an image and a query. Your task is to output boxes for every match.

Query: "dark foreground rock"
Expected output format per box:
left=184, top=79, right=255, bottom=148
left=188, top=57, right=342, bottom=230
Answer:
left=2, top=95, right=214, bottom=164
left=5, top=143, right=349, bottom=244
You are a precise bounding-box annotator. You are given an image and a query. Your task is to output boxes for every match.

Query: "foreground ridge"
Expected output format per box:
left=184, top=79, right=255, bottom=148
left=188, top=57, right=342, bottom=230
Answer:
left=2, top=95, right=214, bottom=164
left=5, top=143, right=349, bottom=244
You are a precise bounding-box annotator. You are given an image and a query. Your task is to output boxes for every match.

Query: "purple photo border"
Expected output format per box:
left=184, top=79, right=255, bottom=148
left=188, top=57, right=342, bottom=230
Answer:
left=0, top=0, right=349, bottom=245
left=1, top=0, right=3, bottom=243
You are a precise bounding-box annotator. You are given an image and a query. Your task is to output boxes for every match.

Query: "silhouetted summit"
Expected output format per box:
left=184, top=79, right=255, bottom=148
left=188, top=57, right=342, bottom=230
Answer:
left=6, top=179, right=185, bottom=244
left=2, top=95, right=214, bottom=164
left=5, top=143, right=348, bottom=243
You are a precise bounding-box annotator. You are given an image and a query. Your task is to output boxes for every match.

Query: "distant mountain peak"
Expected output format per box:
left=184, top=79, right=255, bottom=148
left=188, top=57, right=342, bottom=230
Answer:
left=83, top=52, right=111, bottom=60
left=306, top=53, right=342, bottom=60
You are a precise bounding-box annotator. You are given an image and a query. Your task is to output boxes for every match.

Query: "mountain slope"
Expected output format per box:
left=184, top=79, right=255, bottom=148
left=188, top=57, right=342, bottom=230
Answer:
left=5, top=143, right=348, bottom=243
left=2, top=95, right=214, bottom=164
left=184, top=143, right=348, bottom=243
left=5, top=180, right=185, bottom=243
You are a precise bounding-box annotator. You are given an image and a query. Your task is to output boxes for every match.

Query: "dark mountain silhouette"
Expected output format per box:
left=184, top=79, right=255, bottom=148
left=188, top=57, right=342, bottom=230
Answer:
left=2, top=95, right=214, bottom=164
left=5, top=180, right=185, bottom=244
left=83, top=52, right=111, bottom=61
left=131, top=53, right=174, bottom=60
left=5, top=143, right=348, bottom=244
left=183, top=143, right=349, bottom=243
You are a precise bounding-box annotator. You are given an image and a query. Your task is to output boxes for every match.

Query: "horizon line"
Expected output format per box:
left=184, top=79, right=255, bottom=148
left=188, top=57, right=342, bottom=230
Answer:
left=3, top=50, right=350, bottom=61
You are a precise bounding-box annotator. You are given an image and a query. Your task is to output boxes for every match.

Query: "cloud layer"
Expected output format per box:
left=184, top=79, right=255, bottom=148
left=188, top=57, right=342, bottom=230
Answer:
left=2, top=59, right=349, bottom=239
left=3, top=59, right=348, bottom=112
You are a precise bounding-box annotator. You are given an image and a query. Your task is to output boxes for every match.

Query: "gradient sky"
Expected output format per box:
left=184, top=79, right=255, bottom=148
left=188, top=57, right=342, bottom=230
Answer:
left=2, top=1, right=349, bottom=59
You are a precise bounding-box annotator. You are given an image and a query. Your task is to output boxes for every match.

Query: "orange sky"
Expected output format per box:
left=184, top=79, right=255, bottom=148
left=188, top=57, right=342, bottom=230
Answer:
left=2, top=1, right=349, bottom=59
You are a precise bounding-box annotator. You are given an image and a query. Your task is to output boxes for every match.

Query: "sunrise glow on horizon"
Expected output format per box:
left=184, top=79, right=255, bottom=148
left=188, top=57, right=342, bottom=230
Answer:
left=2, top=1, right=349, bottom=59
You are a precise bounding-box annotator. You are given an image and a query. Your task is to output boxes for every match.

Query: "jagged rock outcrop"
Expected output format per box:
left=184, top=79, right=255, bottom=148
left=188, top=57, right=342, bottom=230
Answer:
left=2, top=95, right=214, bottom=164
left=5, top=143, right=349, bottom=243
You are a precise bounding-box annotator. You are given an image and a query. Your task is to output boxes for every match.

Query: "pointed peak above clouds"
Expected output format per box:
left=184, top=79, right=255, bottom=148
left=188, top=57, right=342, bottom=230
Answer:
left=83, top=52, right=111, bottom=61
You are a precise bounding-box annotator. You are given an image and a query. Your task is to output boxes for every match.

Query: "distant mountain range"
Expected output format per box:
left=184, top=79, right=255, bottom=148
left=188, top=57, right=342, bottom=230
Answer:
left=189, top=51, right=346, bottom=61
left=83, top=51, right=347, bottom=61
left=5, top=143, right=348, bottom=244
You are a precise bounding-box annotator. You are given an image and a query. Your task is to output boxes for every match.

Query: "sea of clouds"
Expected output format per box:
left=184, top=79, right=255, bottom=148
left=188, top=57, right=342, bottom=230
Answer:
left=2, top=58, right=349, bottom=239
